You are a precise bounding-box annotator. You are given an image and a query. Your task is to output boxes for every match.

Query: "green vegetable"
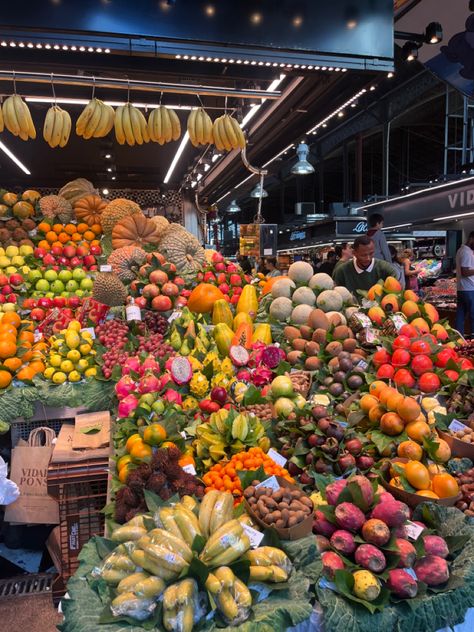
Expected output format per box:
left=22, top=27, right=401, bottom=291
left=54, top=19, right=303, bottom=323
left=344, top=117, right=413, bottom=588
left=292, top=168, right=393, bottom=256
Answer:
left=447, top=457, right=473, bottom=474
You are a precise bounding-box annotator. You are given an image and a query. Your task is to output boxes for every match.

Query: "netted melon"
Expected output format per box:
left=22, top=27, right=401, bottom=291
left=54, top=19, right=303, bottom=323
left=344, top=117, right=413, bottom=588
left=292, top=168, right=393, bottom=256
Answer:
left=316, top=289, right=343, bottom=313
left=292, top=286, right=316, bottom=306
left=291, top=304, right=313, bottom=325
left=271, top=277, right=295, bottom=299
left=288, top=261, right=314, bottom=283
left=334, top=285, right=354, bottom=304
left=269, top=297, right=293, bottom=320
left=309, top=273, right=334, bottom=291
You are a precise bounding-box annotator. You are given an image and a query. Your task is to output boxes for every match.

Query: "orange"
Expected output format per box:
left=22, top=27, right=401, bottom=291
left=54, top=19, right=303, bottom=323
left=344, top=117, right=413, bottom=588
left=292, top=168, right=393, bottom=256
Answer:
left=125, top=433, right=143, bottom=453
left=431, top=473, right=459, bottom=498
left=405, top=461, right=430, bottom=490
left=46, top=230, right=57, bottom=243
left=71, top=232, right=81, bottom=242
left=359, top=394, right=379, bottom=413
left=380, top=412, right=405, bottom=436
left=143, top=423, right=167, bottom=446
left=65, top=223, right=76, bottom=235
left=0, top=339, right=17, bottom=359
left=91, top=239, right=101, bottom=247
left=368, top=404, right=385, bottom=425
left=51, top=241, right=62, bottom=250
left=16, top=365, right=35, bottom=381
left=397, top=440, right=423, bottom=461
left=18, top=330, right=34, bottom=344
left=38, top=240, right=50, bottom=251
left=118, top=462, right=135, bottom=483
left=53, top=223, right=64, bottom=234
left=397, top=397, right=421, bottom=423
left=416, top=490, right=439, bottom=498
left=116, top=454, right=133, bottom=471
left=90, top=223, right=102, bottom=235
left=38, top=221, right=50, bottom=233
left=3, top=357, right=22, bottom=372
left=76, top=223, right=89, bottom=234
left=83, top=230, right=95, bottom=241
left=58, top=232, right=69, bottom=244
left=0, top=370, right=12, bottom=388
left=406, top=420, right=431, bottom=443
left=369, top=380, right=389, bottom=398
left=29, top=360, right=45, bottom=374
left=129, top=441, right=152, bottom=461
left=2, top=312, right=21, bottom=328
left=0, top=324, right=17, bottom=336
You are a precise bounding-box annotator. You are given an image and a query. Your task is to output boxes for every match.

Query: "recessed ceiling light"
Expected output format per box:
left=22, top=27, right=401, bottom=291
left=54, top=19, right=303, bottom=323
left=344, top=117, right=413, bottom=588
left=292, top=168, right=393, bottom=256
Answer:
left=102, top=188, right=109, bottom=195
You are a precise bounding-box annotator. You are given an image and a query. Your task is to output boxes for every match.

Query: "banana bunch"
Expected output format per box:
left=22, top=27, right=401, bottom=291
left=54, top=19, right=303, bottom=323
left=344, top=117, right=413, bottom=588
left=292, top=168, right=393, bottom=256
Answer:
left=43, top=105, right=71, bottom=148
left=163, top=578, right=205, bottom=632
left=76, top=97, right=115, bottom=139
left=199, top=518, right=250, bottom=567
left=98, top=545, right=138, bottom=585
left=245, top=546, right=293, bottom=583
left=155, top=502, right=203, bottom=547
left=187, top=107, right=213, bottom=147
left=130, top=536, right=190, bottom=581
left=111, top=572, right=165, bottom=622
left=0, top=102, right=4, bottom=132
left=2, top=95, right=36, bottom=140
left=115, top=102, right=150, bottom=146
left=213, top=114, right=245, bottom=151
left=206, top=566, right=252, bottom=626
left=198, top=490, right=234, bottom=538
left=148, top=105, right=181, bottom=144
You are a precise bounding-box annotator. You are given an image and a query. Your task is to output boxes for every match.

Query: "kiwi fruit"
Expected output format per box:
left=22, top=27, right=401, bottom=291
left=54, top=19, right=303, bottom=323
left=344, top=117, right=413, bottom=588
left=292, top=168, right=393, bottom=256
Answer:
left=287, top=350, right=304, bottom=365
left=308, top=308, right=329, bottom=331
left=332, top=325, right=351, bottom=340
left=284, top=326, right=302, bottom=342
left=305, top=341, right=319, bottom=356
left=292, top=338, right=307, bottom=352
left=326, top=341, right=343, bottom=356
left=343, top=338, right=358, bottom=352
left=305, top=356, right=322, bottom=371
left=312, top=328, right=327, bottom=344
left=300, top=325, right=314, bottom=341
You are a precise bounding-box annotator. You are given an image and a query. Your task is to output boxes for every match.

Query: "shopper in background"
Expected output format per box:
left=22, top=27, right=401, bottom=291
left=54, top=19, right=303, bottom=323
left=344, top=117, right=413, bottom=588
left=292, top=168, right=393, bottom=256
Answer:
left=311, top=255, right=322, bottom=270
left=257, top=257, right=267, bottom=275
left=400, top=248, right=419, bottom=293
left=265, top=257, right=281, bottom=277
left=367, top=213, right=392, bottom=263
left=333, top=242, right=353, bottom=275
left=237, top=253, right=252, bottom=274
left=388, top=245, right=405, bottom=289
left=455, top=231, right=474, bottom=335
left=333, top=235, right=396, bottom=297
left=318, top=250, right=337, bottom=275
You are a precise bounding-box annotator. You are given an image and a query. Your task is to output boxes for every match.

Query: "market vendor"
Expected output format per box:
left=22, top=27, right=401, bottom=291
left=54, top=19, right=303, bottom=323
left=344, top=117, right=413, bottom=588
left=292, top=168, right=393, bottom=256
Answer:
left=333, top=235, right=396, bottom=296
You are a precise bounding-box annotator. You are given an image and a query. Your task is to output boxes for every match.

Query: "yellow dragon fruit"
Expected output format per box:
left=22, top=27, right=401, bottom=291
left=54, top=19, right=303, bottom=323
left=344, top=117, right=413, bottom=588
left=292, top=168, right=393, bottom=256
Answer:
left=190, top=372, right=209, bottom=398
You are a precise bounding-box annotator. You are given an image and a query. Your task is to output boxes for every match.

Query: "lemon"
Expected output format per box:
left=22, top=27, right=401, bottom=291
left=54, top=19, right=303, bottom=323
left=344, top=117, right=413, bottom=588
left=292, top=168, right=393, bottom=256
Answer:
left=81, top=331, right=92, bottom=340
left=65, top=332, right=80, bottom=349
left=68, top=320, right=81, bottom=332
left=79, top=343, right=91, bottom=356
left=43, top=367, right=56, bottom=379
left=85, top=367, right=97, bottom=377
left=49, top=354, right=62, bottom=367
left=76, top=358, right=89, bottom=373
left=52, top=371, right=67, bottom=385
left=67, top=349, right=81, bottom=363
left=60, top=360, right=74, bottom=373
left=52, top=338, right=62, bottom=350
left=68, top=370, right=81, bottom=382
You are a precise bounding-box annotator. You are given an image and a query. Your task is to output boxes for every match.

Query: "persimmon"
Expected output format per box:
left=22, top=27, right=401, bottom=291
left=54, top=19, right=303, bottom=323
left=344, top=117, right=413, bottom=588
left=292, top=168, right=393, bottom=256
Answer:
left=368, top=404, right=385, bottom=425
left=406, top=420, right=431, bottom=443
left=416, top=490, right=439, bottom=499
left=397, top=440, right=423, bottom=461
left=380, top=412, right=405, bottom=436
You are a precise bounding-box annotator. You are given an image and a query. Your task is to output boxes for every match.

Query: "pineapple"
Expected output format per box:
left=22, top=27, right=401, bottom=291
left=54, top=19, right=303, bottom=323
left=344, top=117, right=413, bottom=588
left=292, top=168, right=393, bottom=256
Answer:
left=190, top=372, right=209, bottom=398
left=211, top=372, right=231, bottom=389
left=220, top=357, right=234, bottom=377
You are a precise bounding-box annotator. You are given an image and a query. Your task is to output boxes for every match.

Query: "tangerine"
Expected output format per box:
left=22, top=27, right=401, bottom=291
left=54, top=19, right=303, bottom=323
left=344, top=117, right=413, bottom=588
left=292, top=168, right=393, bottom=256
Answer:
left=37, top=221, right=50, bottom=233
left=369, top=380, right=389, bottom=398
left=46, top=230, right=58, bottom=243
left=3, top=357, right=22, bottom=372
left=76, top=223, right=89, bottom=234
left=129, top=441, right=153, bottom=461
left=65, top=223, right=76, bottom=235
left=2, top=312, right=21, bottom=328
left=90, top=223, right=102, bottom=235
left=16, top=365, right=36, bottom=381
left=58, top=232, right=69, bottom=244
left=0, top=370, right=12, bottom=388
left=0, top=339, right=17, bottom=359
left=83, top=230, right=95, bottom=241
left=118, top=462, right=135, bottom=483
left=143, top=423, right=167, bottom=446
left=38, top=240, right=51, bottom=251
left=125, top=433, right=142, bottom=453
left=53, top=223, right=64, bottom=234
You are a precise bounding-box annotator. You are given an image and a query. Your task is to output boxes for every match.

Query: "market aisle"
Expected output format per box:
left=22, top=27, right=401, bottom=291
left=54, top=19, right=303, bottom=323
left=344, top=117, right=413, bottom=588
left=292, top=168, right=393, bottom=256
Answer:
left=0, top=594, right=62, bottom=632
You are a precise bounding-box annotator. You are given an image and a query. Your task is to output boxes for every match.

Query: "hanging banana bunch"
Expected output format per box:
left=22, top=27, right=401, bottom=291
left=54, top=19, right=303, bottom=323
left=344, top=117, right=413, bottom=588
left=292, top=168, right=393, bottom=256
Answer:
left=213, top=114, right=246, bottom=151
left=148, top=105, right=181, bottom=144
left=0, top=101, right=3, bottom=133
left=76, top=97, right=115, bottom=139
left=187, top=107, right=213, bottom=147
left=43, top=105, right=71, bottom=148
left=114, top=103, right=150, bottom=146
left=2, top=94, right=36, bottom=140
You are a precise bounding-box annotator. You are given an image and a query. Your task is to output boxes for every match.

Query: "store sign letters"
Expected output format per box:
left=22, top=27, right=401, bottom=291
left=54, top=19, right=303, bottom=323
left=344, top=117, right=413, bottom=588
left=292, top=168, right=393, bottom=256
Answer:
left=448, top=189, right=474, bottom=209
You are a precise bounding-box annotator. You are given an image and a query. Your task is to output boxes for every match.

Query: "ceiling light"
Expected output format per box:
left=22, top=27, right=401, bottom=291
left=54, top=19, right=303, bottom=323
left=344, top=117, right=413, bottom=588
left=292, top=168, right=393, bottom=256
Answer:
left=204, top=163, right=210, bottom=172
left=381, top=223, right=412, bottom=230
left=102, top=188, right=109, bottom=195
left=291, top=142, right=315, bottom=175
left=191, top=181, right=197, bottom=188
left=106, top=167, right=112, bottom=172
left=111, top=176, right=116, bottom=180
left=211, top=153, right=221, bottom=163
left=226, top=199, right=241, bottom=213
left=196, top=173, right=203, bottom=181
left=425, top=21, right=443, bottom=44
left=105, top=153, right=112, bottom=159
left=0, top=140, right=31, bottom=175
left=163, top=131, right=190, bottom=184
left=387, top=72, right=394, bottom=78
left=250, top=182, right=268, bottom=198
left=337, top=111, right=344, bottom=117
left=250, top=12, right=262, bottom=25
left=370, top=85, right=376, bottom=91
left=241, top=74, right=285, bottom=128
left=402, top=41, right=419, bottom=61
left=434, top=211, right=474, bottom=222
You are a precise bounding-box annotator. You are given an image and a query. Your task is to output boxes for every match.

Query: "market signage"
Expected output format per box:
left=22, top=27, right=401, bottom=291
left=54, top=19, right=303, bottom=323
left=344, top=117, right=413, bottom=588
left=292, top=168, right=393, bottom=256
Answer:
left=336, top=220, right=368, bottom=235
left=289, top=230, right=307, bottom=241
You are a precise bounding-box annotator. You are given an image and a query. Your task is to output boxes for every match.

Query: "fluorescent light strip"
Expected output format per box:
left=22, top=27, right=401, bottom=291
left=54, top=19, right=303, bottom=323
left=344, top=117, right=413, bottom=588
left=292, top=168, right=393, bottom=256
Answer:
left=26, top=96, right=192, bottom=110
left=278, top=242, right=332, bottom=253
left=163, top=131, right=189, bottom=184
left=241, top=74, right=285, bottom=128
left=174, top=54, right=347, bottom=72
left=433, top=211, right=474, bottom=222
left=382, top=223, right=412, bottom=230
left=307, top=88, right=368, bottom=135
left=0, top=141, right=31, bottom=174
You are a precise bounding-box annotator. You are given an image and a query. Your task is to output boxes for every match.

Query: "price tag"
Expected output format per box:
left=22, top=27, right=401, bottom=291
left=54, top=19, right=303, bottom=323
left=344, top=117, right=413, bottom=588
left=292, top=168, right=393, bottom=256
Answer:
left=403, top=567, right=418, bottom=580
left=81, top=327, right=96, bottom=339
left=180, top=431, right=187, bottom=439
left=356, top=359, right=368, bottom=370
left=99, top=264, right=112, bottom=272
left=34, top=330, right=43, bottom=342
left=182, top=464, right=197, bottom=475
left=242, top=523, right=264, bottom=548
left=255, top=476, right=280, bottom=492
left=168, top=310, right=182, bottom=324
left=126, top=304, right=141, bottom=321
left=267, top=448, right=287, bottom=467
left=449, top=419, right=470, bottom=433
left=338, top=421, right=348, bottom=428
left=404, top=520, right=424, bottom=541
left=29, top=228, right=38, bottom=237
left=390, top=314, right=407, bottom=331
left=365, top=328, right=378, bottom=343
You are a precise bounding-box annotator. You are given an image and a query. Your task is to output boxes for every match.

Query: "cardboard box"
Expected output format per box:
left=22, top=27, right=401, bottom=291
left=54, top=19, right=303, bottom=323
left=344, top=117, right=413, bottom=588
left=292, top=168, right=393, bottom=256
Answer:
left=439, top=430, right=474, bottom=460
left=244, top=476, right=313, bottom=541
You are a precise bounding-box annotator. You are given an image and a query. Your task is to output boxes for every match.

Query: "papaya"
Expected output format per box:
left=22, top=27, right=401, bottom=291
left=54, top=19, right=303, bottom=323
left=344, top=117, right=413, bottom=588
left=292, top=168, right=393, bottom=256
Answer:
left=252, top=323, right=272, bottom=345
left=233, top=312, right=253, bottom=331
left=236, top=284, right=258, bottom=320
left=231, top=322, right=253, bottom=349
left=212, top=299, right=234, bottom=329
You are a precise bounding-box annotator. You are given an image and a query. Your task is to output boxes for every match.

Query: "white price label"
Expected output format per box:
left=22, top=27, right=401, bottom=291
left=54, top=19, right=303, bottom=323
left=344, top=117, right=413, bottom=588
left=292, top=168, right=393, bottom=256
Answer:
left=99, top=265, right=112, bottom=272
left=402, top=567, right=418, bottom=580
left=404, top=520, right=424, bottom=541
left=390, top=314, right=406, bottom=331
left=81, top=327, right=96, bottom=339
left=180, top=431, right=187, bottom=439
left=357, top=359, right=368, bottom=370
left=255, top=476, right=280, bottom=492
left=126, top=304, right=141, bottom=321
left=182, top=464, right=196, bottom=475
left=267, top=448, right=287, bottom=467
left=34, top=330, right=43, bottom=342
left=365, top=328, right=377, bottom=343
left=449, top=419, right=470, bottom=433
left=168, top=310, right=182, bottom=324
left=242, top=523, right=264, bottom=548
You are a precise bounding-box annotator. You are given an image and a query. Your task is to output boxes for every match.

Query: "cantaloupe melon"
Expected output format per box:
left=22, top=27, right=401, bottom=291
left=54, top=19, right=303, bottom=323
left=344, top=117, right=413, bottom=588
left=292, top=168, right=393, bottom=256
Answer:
left=269, top=296, right=293, bottom=320
left=334, top=285, right=354, bottom=304
left=288, top=261, right=313, bottom=284
left=316, top=289, right=343, bottom=313
left=291, top=303, right=314, bottom=325
left=292, top=286, right=316, bottom=306
left=309, top=273, right=334, bottom=291
left=271, top=277, right=296, bottom=299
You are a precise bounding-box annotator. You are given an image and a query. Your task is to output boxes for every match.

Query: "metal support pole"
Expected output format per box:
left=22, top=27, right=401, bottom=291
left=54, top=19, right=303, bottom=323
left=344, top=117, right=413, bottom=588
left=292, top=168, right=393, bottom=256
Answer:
left=355, top=133, right=363, bottom=202
left=342, top=141, right=349, bottom=205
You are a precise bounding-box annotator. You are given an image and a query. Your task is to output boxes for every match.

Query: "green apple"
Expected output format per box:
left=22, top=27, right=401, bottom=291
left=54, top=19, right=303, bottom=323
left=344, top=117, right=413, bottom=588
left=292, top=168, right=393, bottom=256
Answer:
left=44, top=269, right=58, bottom=282
left=3, top=303, right=16, bottom=312
left=75, top=289, right=84, bottom=297
left=58, top=269, right=72, bottom=283
left=28, top=269, right=42, bottom=283
left=61, top=291, right=70, bottom=298
left=20, top=265, right=30, bottom=275
left=72, top=268, right=87, bottom=282
left=11, top=256, right=24, bottom=267
left=80, top=278, right=93, bottom=291
left=46, top=291, right=55, bottom=299
left=139, top=394, right=155, bottom=406
left=19, top=245, right=34, bottom=256
left=35, top=279, right=50, bottom=292
left=152, top=399, right=165, bottom=414
left=66, top=279, right=78, bottom=292
left=51, top=279, right=65, bottom=294
left=5, top=245, right=19, bottom=258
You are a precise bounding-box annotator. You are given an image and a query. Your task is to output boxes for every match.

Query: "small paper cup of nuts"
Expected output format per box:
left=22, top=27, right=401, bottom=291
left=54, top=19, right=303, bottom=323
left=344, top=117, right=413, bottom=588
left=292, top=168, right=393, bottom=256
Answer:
left=439, top=429, right=474, bottom=460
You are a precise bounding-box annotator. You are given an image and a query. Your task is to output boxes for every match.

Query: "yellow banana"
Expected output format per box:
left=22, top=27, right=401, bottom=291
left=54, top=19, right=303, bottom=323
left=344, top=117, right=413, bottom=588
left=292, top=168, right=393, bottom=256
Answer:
left=83, top=99, right=102, bottom=139
left=117, top=571, right=149, bottom=594
left=12, top=95, right=29, bottom=138
left=224, top=114, right=238, bottom=149
left=212, top=117, right=225, bottom=151
left=195, top=108, right=204, bottom=144
left=173, top=505, right=202, bottom=547
left=24, top=101, right=36, bottom=139
left=187, top=108, right=198, bottom=146
left=122, top=103, right=135, bottom=146
left=249, top=565, right=273, bottom=581
left=271, top=565, right=289, bottom=582
left=202, top=109, right=213, bottom=143
left=181, top=603, right=195, bottom=632
left=134, top=575, right=166, bottom=599
left=92, top=101, right=110, bottom=138
left=157, top=507, right=183, bottom=539
left=217, top=588, right=239, bottom=621
left=230, top=115, right=246, bottom=149
left=76, top=98, right=97, bottom=136
left=59, top=108, right=72, bottom=147
left=214, top=566, right=235, bottom=589
left=168, top=107, right=181, bottom=140
left=139, top=109, right=150, bottom=143
left=140, top=541, right=187, bottom=574
left=161, top=106, right=172, bottom=143
left=162, top=606, right=177, bottom=631
left=114, top=106, right=126, bottom=144
left=3, top=97, right=20, bottom=136
left=147, top=108, right=156, bottom=142
left=207, top=534, right=250, bottom=567
left=200, top=519, right=243, bottom=561
left=176, top=578, right=196, bottom=604
left=218, top=116, right=232, bottom=151
left=258, top=546, right=291, bottom=568
left=180, top=495, right=198, bottom=515
left=102, top=103, right=115, bottom=136
left=102, top=568, right=131, bottom=585
left=43, top=106, right=56, bottom=145
left=155, top=107, right=164, bottom=144
left=129, top=548, right=175, bottom=580
left=129, top=104, right=143, bottom=144
left=232, top=578, right=252, bottom=607
left=205, top=572, right=222, bottom=594
left=163, top=583, right=178, bottom=610
left=0, top=102, right=3, bottom=132
left=198, top=488, right=219, bottom=538
left=147, top=528, right=192, bottom=562
left=51, top=107, right=64, bottom=148
left=209, top=491, right=234, bottom=535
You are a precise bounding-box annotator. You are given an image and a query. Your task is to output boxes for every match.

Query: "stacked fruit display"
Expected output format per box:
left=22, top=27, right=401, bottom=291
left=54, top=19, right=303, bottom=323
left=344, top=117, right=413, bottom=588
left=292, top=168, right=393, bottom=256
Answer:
left=0, top=189, right=40, bottom=220
left=196, top=251, right=251, bottom=305
left=36, top=219, right=102, bottom=251
left=0, top=217, right=36, bottom=249
left=129, top=252, right=187, bottom=312
left=0, top=312, right=47, bottom=386
left=44, top=320, right=98, bottom=383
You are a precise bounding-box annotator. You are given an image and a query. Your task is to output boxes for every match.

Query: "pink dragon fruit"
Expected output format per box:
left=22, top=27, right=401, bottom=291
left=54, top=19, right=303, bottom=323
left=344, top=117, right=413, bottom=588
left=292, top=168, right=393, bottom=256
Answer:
left=138, top=373, right=161, bottom=394
left=163, top=389, right=182, bottom=405
left=170, top=357, right=193, bottom=385
left=118, top=394, right=139, bottom=418
left=229, top=345, right=250, bottom=367
left=236, top=368, right=252, bottom=382
left=140, top=356, right=160, bottom=375
left=165, top=357, right=174, bottom=372
left=160, top=373, right=171, bottom=389
left=115, top=375, right=137, bottom=400
left=252, top=365, right=274, bottom=386
left=121, top=356, right=141, bottom=376
left=261, top=346, right=283, bottom=369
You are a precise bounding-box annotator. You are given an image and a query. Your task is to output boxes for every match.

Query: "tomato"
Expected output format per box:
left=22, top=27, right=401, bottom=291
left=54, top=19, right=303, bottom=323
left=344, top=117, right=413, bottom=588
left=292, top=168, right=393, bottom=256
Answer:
left=143, top=423, right=167, bottom=446
left=410, top=354, right=433, bottom=376
left=417, top=372, right=441, bottom=393
left=431, top=473, right=459, bottom=498
left=460, top=358, right=474, bottom=371
left=376, top=363, right=395, bottom=379
left=405, top=461, right=430, bottom=490
left=393, top=368, right=416, bottom=389
left=392, top=348, right=411, bottom=367
left=373, top=348, right=392, bottom=366
left=393, top=335, right=411, bottom=349
left=435, top=348, right=456, bottom=368
left=399, top=324, right=418, bottom=338
left=444, top=369, right=459, bottom=381
left=410, top=339, right=431, bottom=355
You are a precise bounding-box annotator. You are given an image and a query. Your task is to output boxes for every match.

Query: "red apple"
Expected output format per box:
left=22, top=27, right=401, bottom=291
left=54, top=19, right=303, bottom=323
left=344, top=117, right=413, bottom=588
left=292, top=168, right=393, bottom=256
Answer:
left=5, top=293, right=17, bottom=303
left=75, top=245, right=89, bottom=257
left=34, top=247, right=46, bottom=259
left=1, top=285, right=12, bottom=295
left=58, top=256, right=68, bottom=266
left=53, top=296, right=67, bottom=308
left=22, top=297, right=36, bottom=309
left=63, top=245, right=76, bottom=258
left=83, top=255, right=96, bottom=268
left=51, top=244, right=63, bottom=256
left=43, top=253, right=56, bottom=266
left=30, top=307, right=46, bottom=321
left=90, top=244, right=102, bottom=256
left=89, top=264, right=98, bottom=271
left=67, top=296, right=81, bottom=308
left=151, top=295, right=172, bottom=311
left=38, top=296, right=53, bottom=309
left=9, top=273, right=23, bottom=287
left=0, top=274, right=9, bottom=287
left=0, top=295, right=5, bottom=305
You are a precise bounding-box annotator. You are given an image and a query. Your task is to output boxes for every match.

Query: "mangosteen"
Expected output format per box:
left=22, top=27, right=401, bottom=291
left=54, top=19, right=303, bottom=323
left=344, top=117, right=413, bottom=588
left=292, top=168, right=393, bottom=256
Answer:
left=321, top=437, right=339, bottom=456
left=345, top=437, right=363, bottom=456
left=287, top=462, right=303, bottom=476
left=339, top=357, right=354, bottom=372
left=352, top=365, right=365, bottom=375
left=308, top=433, right=320, bottom=448
left=315, top=458, right=332, bottom=474
left=317, top=417, right=331, bottom=433
left=305, top=452, right=314, bottom=465
left=312, top=405, right=328, bottom=420
left=300, top=472, right=313, bottom=485
left=338, top=351, right=351, bottom=360
left=338, top=452, right=356, bottom=472
left=326, top=423, right=345, bottom=442
left=347, top=374, right=364, bottom=390
left=280, top=444, right=293, bottom=458
left=356, top=455, right=375, bottom=470
left=333, top=371, right=346, bottom=383
left=328, top=383, right=344, bottom=397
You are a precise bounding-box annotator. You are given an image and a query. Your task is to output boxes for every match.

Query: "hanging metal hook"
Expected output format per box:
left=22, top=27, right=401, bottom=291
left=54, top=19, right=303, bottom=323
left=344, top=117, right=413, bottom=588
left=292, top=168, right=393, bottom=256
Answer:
left=12, top=70, right=16, bottom=95
left=91, top=76, right=96, bottom=99
left=127, top=79, right=130, bottom=103
left=51, top=73, right=56, bottom=104
left=241, top=143, right=268, bottom=177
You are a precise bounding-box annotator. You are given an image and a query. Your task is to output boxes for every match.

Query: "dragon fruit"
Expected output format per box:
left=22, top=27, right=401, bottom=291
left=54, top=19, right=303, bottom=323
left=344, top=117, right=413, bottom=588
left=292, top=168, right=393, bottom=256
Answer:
left=140, top=356, right=160, bottom=375
left=229, top=345, right=250, bottom=367
left=121, top=356, right=141, bottom=376
left=118, top=394, right=139, bottom=418
left=170, top=357, right=193, bottom=385
left=163, top=389, right=182, bottom=405
left=261, top=345, right=284, bottom=369
left=115, top=375, right=137, bottom=400
left=236, top=368, right=252, bottom=381
left=138, top=373, right=161, bottom=394
left=252, top=365, right=274, bottom=386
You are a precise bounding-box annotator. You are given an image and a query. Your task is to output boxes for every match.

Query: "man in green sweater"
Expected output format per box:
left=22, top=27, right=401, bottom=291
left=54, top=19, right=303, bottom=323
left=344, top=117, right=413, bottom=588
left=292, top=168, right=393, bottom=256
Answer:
left=333, top=235, right=396, bottom=297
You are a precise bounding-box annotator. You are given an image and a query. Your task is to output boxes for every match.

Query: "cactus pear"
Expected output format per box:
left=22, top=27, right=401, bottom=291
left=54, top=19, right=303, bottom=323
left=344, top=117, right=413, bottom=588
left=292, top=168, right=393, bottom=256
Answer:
left=321, top=551, right=345, bottom=580
left=371, top=499, right=410, bottom=527
left=315, top=535, right=331, bottom=552
left=361, top=519, right=391, bottom=547
left=414, top=555, right=449, bottom=586
left=352, top=570, right=380, bottom=601
left=335, top=502, right=366, bottom=532
left=395, top=538, right=417, bottom=568
left=348, top=475, right=374, bottom=509
left=423, top=535, right=449, bottom=559
left=354, top=544, right=386, bottom=573
left=330, top=530, right=357, bottom=556
left=326, top=479, right=347, bottom=506
left=386, top=569, right=418, bottom=598
left=313, top=510, right=337, bottom=537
